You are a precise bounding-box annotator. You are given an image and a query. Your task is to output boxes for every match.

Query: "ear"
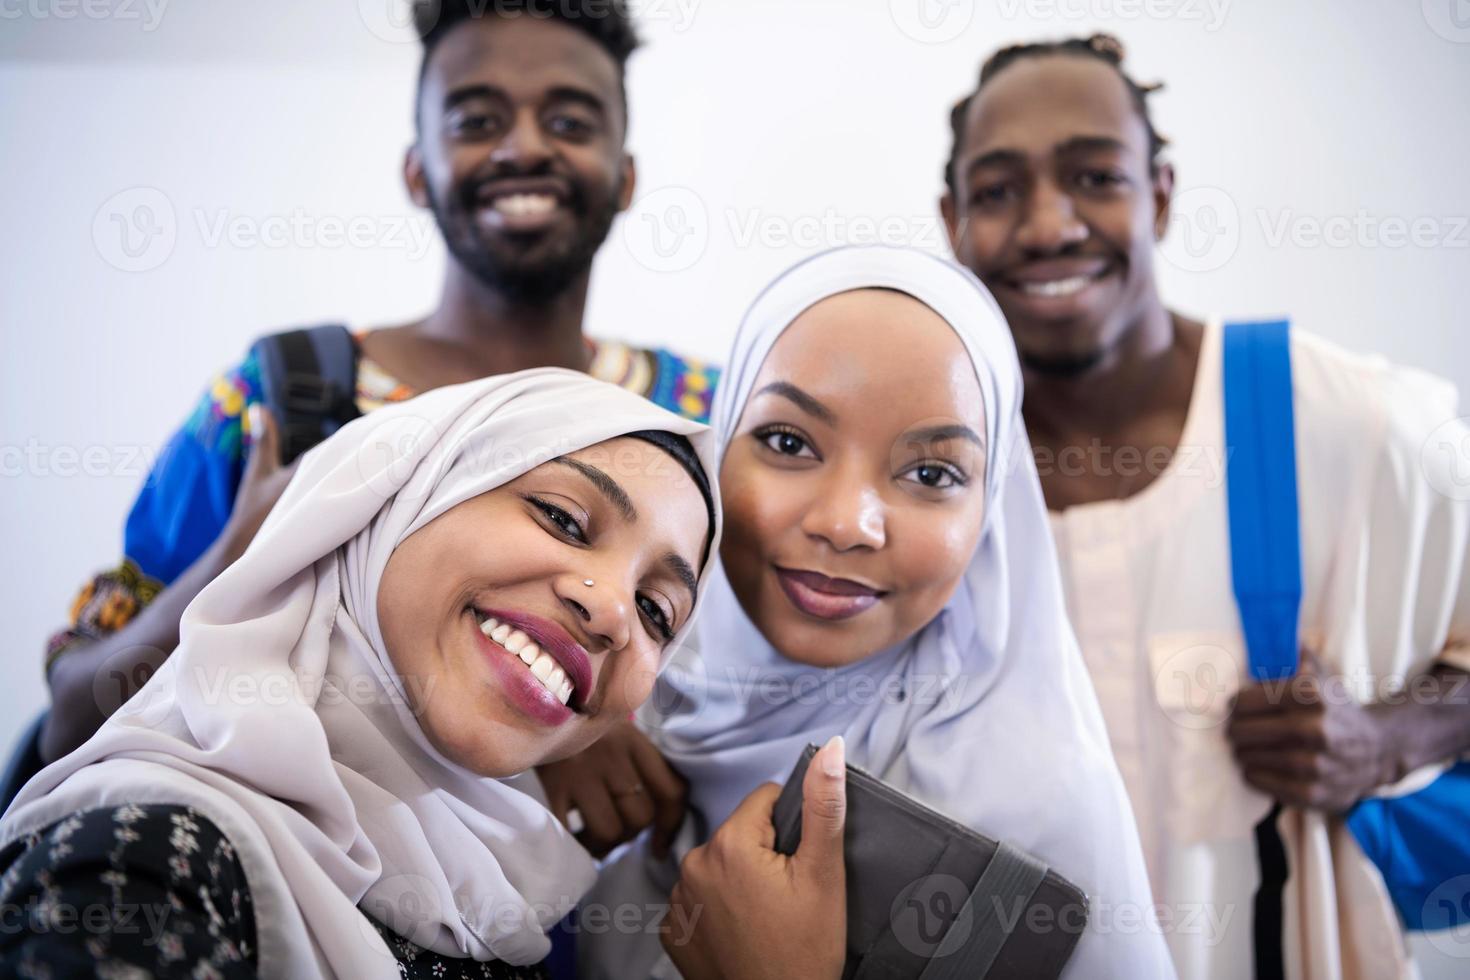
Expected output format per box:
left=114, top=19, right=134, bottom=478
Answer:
left=940, top=189, right=976, bottom=262
left=404, top=144, right=430, bottom=209
left=617, top=152, right=637, bottom=213
left=940, top=188, right=962, bottom=257
left=1151, top=160, right=1175, bottom=241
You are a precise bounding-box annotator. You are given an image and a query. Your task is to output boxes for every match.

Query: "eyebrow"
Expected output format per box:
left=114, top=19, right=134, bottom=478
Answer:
left=905, top=423, right=984, bottom=447
left=442, top=83, right=607, bottom=116
left=753, top=381, right=837, bottom=426
left=554, top=458, right=636, bottom=522
left=962, top=135, right=1132, bottom=179
left=443, top=83, right=505, bottom=113
left=664, top=552, right=699, bottom=615
left=545, top=85, right=608, bottom=117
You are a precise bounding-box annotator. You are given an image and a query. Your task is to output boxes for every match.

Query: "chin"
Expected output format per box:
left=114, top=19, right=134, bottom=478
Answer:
left=760, top=612, right=887, bottom=670
left=422, top=712, right=537, bottom=778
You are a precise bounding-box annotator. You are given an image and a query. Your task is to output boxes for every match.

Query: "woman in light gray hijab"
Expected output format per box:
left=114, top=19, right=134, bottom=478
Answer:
left=569, top=245, right=1174, bottom=978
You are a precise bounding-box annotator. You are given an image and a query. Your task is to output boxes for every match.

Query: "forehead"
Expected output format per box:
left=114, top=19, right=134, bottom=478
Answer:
left=421, top=15, right=622, bottom=109
left=756, top=289, right=984, bottom=429
left=959, top=55, right=1149, bottom=163
left=568, top=437, right=708, bottom=546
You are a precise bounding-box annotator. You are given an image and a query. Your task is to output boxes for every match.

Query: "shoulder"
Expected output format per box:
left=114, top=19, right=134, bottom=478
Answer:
left=0, top=804, right=256, bottom=976
left=1282, top=327, right=1464, bottom=517
left=1287, top=327, right=1460, bottom=465
left=180, top=347, right=265, bottom=459
left=588, top=337, right=721, bottom=423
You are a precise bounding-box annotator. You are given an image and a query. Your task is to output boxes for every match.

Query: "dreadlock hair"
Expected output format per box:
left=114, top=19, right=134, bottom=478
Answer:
left=412, top=0, right=640, bottom=132
left=945, top=33, right=1169, bottom=196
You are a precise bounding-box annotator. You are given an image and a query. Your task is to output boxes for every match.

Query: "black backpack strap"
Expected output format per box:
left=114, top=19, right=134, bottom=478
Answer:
left=250, top=324, right=362, bottom=465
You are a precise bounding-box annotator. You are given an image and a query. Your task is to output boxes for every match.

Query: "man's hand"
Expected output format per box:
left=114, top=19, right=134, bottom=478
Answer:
left=661, top=735, right=847, bottom=980
left=536, top=719, right=688, bottom=858
left=1226, top=651, right=1399, bottom=812
left=218, top=405, right=298, bottom=567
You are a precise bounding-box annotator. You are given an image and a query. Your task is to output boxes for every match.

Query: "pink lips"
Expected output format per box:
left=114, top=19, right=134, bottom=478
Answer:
left=774, top=567, right=886, bottom=622
left=470, top=607, right=594, bottom=727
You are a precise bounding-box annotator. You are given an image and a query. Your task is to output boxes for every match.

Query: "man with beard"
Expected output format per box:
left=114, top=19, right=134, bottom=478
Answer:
left=31, top=0, right=717, bottom=766
left=940, top=33, right=1470, bottom=979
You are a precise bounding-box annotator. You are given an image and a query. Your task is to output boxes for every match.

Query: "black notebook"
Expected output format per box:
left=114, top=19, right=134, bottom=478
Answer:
left=771, top=744, right=1088, bottom=979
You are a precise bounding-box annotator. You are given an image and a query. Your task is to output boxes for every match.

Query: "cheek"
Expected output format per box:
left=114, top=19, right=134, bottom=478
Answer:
left=968, top=217, right=1006, bottom=254
left=605, top=647, right=661, bottom=715
left=890, top=508, right=983, bottom=622
left=719, top=462, right=806, bottom=577
left=567, top=146, right=622, bottom=192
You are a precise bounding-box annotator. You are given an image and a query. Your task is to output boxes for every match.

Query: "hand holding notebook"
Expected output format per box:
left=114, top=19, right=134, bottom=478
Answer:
left=661, top=736, right=849, bottom=980
left=771, top=743, right=1089, bottom=980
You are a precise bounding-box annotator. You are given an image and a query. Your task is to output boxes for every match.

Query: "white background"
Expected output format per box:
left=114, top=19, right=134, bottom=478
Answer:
left=2, top=0, right=1468, bottom=969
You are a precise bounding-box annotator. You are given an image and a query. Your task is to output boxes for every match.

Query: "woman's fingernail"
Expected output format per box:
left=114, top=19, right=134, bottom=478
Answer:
left=822, top=735, right=845, bottom=777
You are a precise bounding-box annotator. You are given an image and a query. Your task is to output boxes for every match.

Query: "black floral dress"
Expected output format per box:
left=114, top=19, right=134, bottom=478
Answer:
left=0, top=804, right=549, bottom=979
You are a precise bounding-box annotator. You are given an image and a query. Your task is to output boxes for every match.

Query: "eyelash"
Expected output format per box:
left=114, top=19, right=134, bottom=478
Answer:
left=638, top=595, right=675, bottom=642
left=754, top=424, right=819, bottom=460
left=901, top=461, right=969, bottom=490
left=754, top=428, right=967, bottom=492
left=527, top=495, right=587, bottom=543
left=527, top=495, right=677, bottom=642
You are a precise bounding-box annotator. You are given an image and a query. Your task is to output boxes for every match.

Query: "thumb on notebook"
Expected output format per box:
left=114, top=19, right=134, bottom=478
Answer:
left=796, top=734, right=847, bottom=886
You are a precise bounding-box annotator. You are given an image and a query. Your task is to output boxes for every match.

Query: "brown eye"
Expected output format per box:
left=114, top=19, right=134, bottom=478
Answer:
left=900, top=461, right=966, bottom=490
left=526, top=496, right=587, bottom=543
left=754, top=426, right=817, bottom=460
left=637, top=594, right=674, bottom=642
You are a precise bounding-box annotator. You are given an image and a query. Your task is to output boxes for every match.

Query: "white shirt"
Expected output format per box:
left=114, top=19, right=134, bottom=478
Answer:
left=1049, top=318, right=1470, bottom=980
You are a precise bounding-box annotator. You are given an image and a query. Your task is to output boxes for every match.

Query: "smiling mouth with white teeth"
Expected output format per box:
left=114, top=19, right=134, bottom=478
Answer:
left=1016, top=272, right=1104, bottom=298
left=488, top=193, right=559, bottom=218
left=472, top=610, right=575, bottom=706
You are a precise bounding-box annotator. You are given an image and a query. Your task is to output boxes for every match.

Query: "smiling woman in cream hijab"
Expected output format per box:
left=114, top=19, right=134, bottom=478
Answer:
left=572, top=245, right=1174, bottom=978
left=0, top=369, right=720, bottom=979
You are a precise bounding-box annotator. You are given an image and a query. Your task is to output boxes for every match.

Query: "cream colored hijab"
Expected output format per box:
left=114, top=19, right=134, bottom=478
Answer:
left=4, top=368, right=722, bottom=978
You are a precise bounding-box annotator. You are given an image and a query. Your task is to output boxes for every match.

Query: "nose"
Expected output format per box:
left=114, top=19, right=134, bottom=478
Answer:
left=489, top=109, right=553, bottom=172
left=556, top=571, right=633, bottom=654
left=1015, top=179, right=1088, bottom=254
left=800, top=463, right=887, bottom=553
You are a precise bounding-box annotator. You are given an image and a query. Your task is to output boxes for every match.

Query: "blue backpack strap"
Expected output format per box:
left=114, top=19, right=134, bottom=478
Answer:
left=1223, top=320, right=1302, bottom=681
left=1225, top=320, right=1470, bottom=935
left=1223, top=319, right=1299, bottom=978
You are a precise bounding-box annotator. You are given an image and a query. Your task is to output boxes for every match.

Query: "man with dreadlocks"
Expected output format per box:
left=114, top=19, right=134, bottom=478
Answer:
left=941, top=33, right=1470, bottom=980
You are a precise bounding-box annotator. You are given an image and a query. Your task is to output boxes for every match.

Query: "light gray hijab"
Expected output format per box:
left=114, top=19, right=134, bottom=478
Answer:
left=581, top=246, right=1174, bottom=978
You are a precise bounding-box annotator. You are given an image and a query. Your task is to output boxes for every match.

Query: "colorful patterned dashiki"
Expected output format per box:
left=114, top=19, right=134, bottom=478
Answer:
left=47, top=335, right=719, bottom=670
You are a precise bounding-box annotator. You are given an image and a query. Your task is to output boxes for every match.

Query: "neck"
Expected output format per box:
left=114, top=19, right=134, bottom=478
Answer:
left=417, top=265, right=593, bottom=373
left=1020, top=300, right=1184, bottom=441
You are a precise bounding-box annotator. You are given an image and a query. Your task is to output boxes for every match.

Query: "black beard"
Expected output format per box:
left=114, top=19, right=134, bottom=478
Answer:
left=426, top=173, right=621, bottom=305
left=1019, top=348, right=1108, bottom=378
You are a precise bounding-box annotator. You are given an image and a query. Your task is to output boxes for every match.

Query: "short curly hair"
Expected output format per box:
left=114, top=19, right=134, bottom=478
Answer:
left=945, top=33, right=1169, bottom=196
left=412, top=0, right=640, bottom=129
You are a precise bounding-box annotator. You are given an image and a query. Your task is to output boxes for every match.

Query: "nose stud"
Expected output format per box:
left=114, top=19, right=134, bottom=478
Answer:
left=583, top=579, right=595, bottom=588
